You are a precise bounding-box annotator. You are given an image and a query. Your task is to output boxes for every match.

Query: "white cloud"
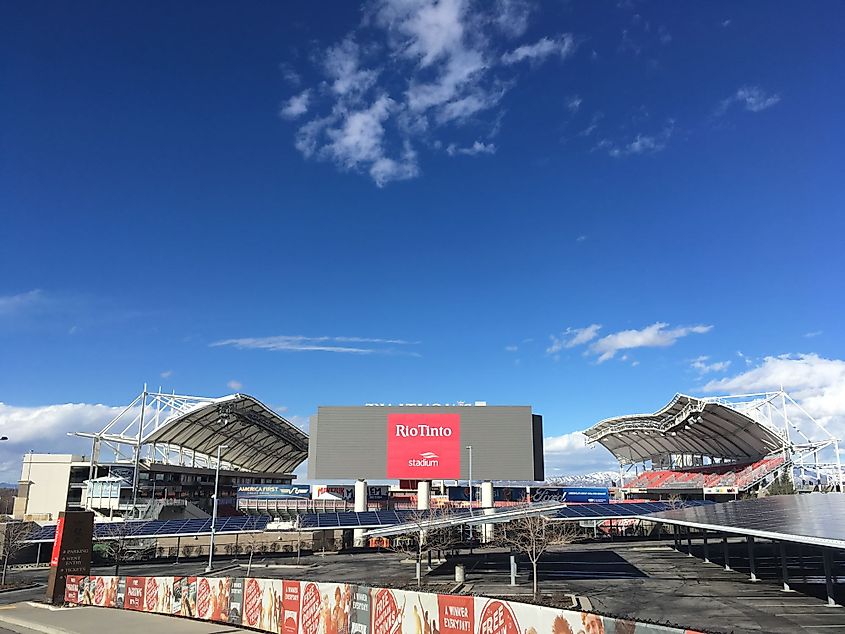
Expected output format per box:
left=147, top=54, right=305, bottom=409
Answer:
left=286, top=1, right=578, bottom=185
left=211, top=335, right=419, bottom=355
left=589, top=322, right=712, bottom=362
left=543, top=430, right=618, bottom=474
left=446, top=141, right=496, bottom=156
left=578, top=112, right=602, bottom=137
left=721, top=19, right=732, bottom=28
left=718, top=85, right=781, bottom=115
left=702, top=353, right=845, bottom=438
left=576, top=235, right=587, bottom=242
left=0, top=402, right=122, bottom=481
left=279, top=63, right=302, bottom=86
left=0, top=289, right=44, bottom=316
left=690, top=355, right=731, bottom=374
left=505, top=345, right=518, bottom=352
left=227, top=380, right=243, bottom=391
left=324, top=37, right=379, bottom=98
left=501, top=34, right=576, bottom=65
left=493, top=0, right=532, bottom=38
left=160, top=370, right=173, bottom=379
left=601, top=120, right=675, bottom=157
left=546, top=324, right=602, bottom=355
left=566, top=95, right=582, bottom=113
left=280, top=90, right=311, bottom=119
left=804, top=330, right=823, bottom=338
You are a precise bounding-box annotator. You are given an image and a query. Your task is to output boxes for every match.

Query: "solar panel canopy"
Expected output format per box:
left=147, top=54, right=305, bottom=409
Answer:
left=26, top=515, right=270, bottom=543
left=648, top=494, right=845, bottom=549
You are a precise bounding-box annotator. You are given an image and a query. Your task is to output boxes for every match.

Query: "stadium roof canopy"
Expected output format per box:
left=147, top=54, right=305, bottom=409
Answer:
left=143, top=394, right=308, bottom=474
left=584, top=394, right=786, bottom=465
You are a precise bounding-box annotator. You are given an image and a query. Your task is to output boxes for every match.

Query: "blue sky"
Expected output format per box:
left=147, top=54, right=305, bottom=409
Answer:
left=2, top=1, right=844, bottom=482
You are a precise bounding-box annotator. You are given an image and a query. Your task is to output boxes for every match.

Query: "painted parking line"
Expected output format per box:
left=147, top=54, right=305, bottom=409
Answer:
left=777, top=613, right=845, bottom=617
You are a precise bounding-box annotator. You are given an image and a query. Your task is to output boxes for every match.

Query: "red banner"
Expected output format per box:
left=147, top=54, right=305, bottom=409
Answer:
left=283, top=581, right=301, bottom=634
left=64, top=575, right=83, bottom=603
left=125, top=577, right=146, bottom=611
left=438, top=595, right=474, bottom=634
left=386, top=413, right=460, bottom=479
left=50, top=517, right=65, bottom=567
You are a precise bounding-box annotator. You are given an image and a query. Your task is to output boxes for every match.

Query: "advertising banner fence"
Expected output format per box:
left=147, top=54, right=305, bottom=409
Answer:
left=64, top=575, right=702, bottom=634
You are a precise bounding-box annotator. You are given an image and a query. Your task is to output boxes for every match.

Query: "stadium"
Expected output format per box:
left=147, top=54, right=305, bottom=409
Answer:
left=4, top=386, right=845, bottom=634
left=586, top=391, right=844, bottom=499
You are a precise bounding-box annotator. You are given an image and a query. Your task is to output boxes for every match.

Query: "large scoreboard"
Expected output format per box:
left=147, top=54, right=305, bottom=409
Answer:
left=307, top=405, right=543, bottom=481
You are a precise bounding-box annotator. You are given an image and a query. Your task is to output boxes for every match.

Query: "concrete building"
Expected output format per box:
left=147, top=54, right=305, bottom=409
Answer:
left=13, top=453, right=296, bottom=521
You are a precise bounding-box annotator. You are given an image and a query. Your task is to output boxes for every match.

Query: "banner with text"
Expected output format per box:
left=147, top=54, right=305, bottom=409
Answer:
left=65, top=576, right=703, bottom=634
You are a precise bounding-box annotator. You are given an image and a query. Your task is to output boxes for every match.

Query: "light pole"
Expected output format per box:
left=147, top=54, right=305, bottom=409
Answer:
left=466, top=445, right=473, bottom=511
left=206, top=444, right=229, bottom=573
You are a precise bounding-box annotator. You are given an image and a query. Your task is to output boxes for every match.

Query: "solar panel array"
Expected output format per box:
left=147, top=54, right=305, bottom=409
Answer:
left=552, top=500, right=710, bottom=519
left=27, top=515, right=269, bottom=543
left=298, top=501, right=711, bottom=529
left=649, top=494, right=845, bottom=548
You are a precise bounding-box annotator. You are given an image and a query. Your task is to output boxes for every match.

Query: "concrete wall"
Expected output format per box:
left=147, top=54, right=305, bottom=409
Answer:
left=14, top=454, right=81, bottom=521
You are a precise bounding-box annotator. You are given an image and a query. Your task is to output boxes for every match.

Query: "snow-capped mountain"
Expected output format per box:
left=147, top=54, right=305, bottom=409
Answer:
left=545, top=470, right=619, bottom=487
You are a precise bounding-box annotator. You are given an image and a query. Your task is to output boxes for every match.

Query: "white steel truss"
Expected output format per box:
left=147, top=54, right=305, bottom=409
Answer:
left=611, top=390, right=843, bottom=493
left=70, top=386, right=232, bottom=483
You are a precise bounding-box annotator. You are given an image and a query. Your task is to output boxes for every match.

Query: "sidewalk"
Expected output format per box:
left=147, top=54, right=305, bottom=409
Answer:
left=0, top=602, right=251, bottom=634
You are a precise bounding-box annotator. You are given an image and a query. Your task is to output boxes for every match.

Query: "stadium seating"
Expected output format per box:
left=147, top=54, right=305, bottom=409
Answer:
left=625, top=455, right=787, bottom=491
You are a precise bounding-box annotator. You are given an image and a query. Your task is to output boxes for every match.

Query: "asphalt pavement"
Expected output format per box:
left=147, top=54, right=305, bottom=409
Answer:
left=0, top=602, right=251, bottom=634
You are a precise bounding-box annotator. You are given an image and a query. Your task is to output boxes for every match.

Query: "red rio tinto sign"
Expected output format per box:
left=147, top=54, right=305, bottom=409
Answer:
left=386, top=413, right=460, bottom=479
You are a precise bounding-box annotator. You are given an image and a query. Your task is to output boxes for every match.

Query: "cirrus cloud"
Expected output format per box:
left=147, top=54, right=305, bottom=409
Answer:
left=590, top=322, right=712, bottom=362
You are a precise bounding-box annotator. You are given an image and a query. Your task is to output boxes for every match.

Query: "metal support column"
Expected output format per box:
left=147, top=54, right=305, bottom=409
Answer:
left=823, top=548, right=838, bottom=607
left=702, top=530, right=710, bottom=564
left=747, top=536, right=758, bottom=582
left=686, top=528, right=693, bottom=557
left=723, top=536, right=731, bottom=571
left=779, top=542, right=791, bottom=592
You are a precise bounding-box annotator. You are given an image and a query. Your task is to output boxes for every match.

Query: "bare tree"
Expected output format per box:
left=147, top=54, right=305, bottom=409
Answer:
left=95, top=521, right=148, bottom=576
left=240, top=531, right=265, bottom=577
left=0, top=520, right=33, bottom=586
left=497, top=515, right=578, bottom=599
left=663, top=494, right=685, bottom=509
left=390, top=508, right=458, bottom=587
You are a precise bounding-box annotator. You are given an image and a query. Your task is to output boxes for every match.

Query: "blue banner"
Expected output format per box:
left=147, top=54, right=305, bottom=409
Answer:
left=236, top=484, right=311, bottom=499
left=530, top=487, right=610, bottom=504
